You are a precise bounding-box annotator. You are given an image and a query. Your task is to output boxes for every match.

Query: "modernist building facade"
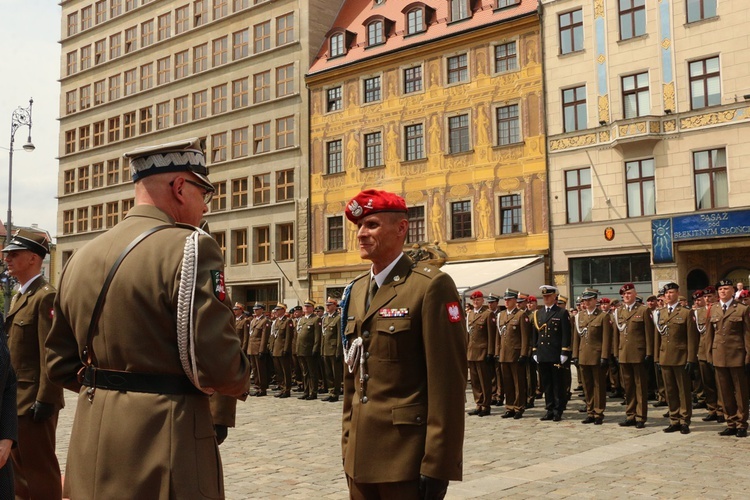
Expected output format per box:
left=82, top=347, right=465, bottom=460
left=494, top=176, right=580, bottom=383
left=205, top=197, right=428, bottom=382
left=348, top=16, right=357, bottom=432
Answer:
left=306, top=0, right=548, bottom=302
left=57, top=0, right=342, bottom=308
left=542, top=0, right=750, bottom=300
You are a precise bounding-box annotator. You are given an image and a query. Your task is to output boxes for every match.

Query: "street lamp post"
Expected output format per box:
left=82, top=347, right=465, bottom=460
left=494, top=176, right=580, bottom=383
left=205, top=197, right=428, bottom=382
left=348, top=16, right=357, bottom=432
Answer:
left=4, top=98, right=35, bottom=316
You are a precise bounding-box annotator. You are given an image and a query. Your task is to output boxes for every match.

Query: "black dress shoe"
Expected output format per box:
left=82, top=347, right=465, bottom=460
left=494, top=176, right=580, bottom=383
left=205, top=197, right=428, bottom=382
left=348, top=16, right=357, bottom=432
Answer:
left=582, top=416, right=596, bottom=424
left=693, top=401, right=707, bottom=409
left=653, top=401, right=667, bottom=407
left=501, top=410, right=516, bottom=419
left=594, top=418, right=603, bottom=425
left=717, top=416, right=726, bottom=423
left=478, top=408, right=491, bottom=417
left=274, top=393, right=283, bottom=398
left=298, top=394, right=309, bottom=400
left=327, top=397, right=339, bottom=402
left=320, top=396, right=331, bottom=402
left=635, top=421, right=646, bottom=429
left=318, top=388, right=327, bottom=394
left=663, top=424, right=681, bottom=433
left=719, top=427, right=737, bottom=436
left=490, top=400, right=499, bottom=406
left=619, top=419, right=636, bottom=427
left=306, top=395, right=317, bottom=400
left=513, top=412, right=524, bottom=419
left=278, top=393, right=290, bottom=399
left=525, top=401, right=535, bottom=409
left=702, top=413, right=718, bottom=422
left=553, top=414, right=562, bottom=422
left=578, top=408, right=587, bottom=413
left=663, top=411, right=669, bottom=418
left=620, top=400, right=627, bottom=405
left=255, top=391, right=267, bottom=397
left=540, top=412, right=554, bottom=421
left=467, top=408, right=481, bottom=416
left=680, top=424, right=690, bottom=434
left=737, top=428, right=748, bottom=438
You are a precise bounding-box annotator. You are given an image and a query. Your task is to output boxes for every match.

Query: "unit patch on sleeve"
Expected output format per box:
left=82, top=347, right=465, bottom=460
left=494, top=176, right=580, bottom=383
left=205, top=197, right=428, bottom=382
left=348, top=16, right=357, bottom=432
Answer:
left=211, top=270, right=226, bottom=301
left=446, top=302, right=462, bottom=323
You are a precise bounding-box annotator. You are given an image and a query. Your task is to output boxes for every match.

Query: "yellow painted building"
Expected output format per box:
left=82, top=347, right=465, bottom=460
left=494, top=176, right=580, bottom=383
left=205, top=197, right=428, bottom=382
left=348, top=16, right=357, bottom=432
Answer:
left=306, top=0, right=548, bottom=301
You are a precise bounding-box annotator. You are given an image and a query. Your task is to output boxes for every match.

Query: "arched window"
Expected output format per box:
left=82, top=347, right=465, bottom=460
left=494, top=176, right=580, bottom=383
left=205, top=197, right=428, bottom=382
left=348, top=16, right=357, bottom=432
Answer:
left=407, top=8, right=424, bottom=34
left=367, top=21, right=384, bottom=46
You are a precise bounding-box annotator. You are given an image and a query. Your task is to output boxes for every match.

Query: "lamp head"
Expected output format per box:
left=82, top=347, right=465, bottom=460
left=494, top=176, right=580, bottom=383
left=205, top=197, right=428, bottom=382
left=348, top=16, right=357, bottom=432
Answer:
left=22, top=140, right=35, bottom=152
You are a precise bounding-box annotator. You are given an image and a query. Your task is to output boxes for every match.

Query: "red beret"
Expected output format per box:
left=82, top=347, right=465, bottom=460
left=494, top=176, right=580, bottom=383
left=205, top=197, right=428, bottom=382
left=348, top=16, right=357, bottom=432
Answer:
left=345, top=189, right=407, bottom=223
left=599, top=297, right=611, bottom=304
left=619, top=283, right=635, bottom=295
left=691, top=289, right=704, bottom=300
left=470, top=290, right=484, bottom=299
left=739, top=289, right=749, bottom=298
left=527, top=295, right=537, bottom=302
left=703, top=286, right=716, bottom=294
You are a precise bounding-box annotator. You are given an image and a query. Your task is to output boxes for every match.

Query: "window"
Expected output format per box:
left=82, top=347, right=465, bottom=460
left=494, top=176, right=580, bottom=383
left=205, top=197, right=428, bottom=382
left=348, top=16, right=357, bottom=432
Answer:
left=448, top=114, right=470, bottom=153
left=126, top=0, right=137, bottom=11
left=122, top=159, right=132, bottom=182
left=330, top=33, right=344, bottom=57
left=93, top=122, right=105, bottom=146
left=559, top=9, right=583, bottom=54
left=563, top=85, right=586, bottom=132
left=326, top=87, right=342, bottom=112
left=254, top=71, right=270, bottom=103
left=499, top=194, right=522, bottom=234
left=694, top=148, right=727, bottom=209
left=497, top=0, right=520, bottom=7
left=364, top=132, right=382, bottom=167
left=110, top=0, right=122, bottom=17
left=276, top=65, right=294, bottom=97
left=232, top=78, right=249, bottom=109
left=234, top=0, right=249, bottom=10
left=447, top=54, right=468, bottom=84
left=253, top=174, right=271, bottom=205
left=450, top=0, right=470, bottom=22
left=81, top=6, right=93, bottom=30
left=327, top=216, right=344, bottom=250
left=80, top=45, right=92, bottom=70
left=625, top=159, right=655, bottom=217
left=211, top=132, right=227, bottom=162
left=689, top=57, right=721, bottom=109
left=64, top=170, right=75, bottom=194
left=140, top=63, right=153, bottom=91
left=253, top=226, right=270, bottom=263
left=92, top=163, right=104, bottom=188
left=232, top=229, right=248, bottom=265
left=91, top=205, right=104, bottom=231
left=107, top=159, right=120, bottom=184
left=63, top=210, right=75, bottom=234
left=277, top=223, right=294, bottom=260
left=158, top=13, right=171, bottom=40
left=367, top=21, right=384, bottom=46
left=254, top=21, right=271, bottom=53
left=157, top=57, right=170, bottom=85
left=232, top=29, right=249, bottom=60
left=212, top=37, right=228, bottom=66
left=364, top=76, right=381, bottom=103
left=194, top=0, right=207, bottom=27
left=95, top=39, right=106, bottom=64
left=451, top=201, right=472, bottom=239
left=406, top=8, right=424, bottom=34
left=405, top=124, right=424, bottom=161
left=174, top=95, right=188, bottom=125
left=125, top=27, right=137, bottom=53
left=276, top=169, right=294, bottom=201
left=95, top=1, right=107, bottom=23
left=276, top=117, right=294, bottom=149
left=124, top=68, right=137, bottom=95
left=176, top=5, right=190, bottom=34
left=108, top=75, right=121, bottom=101
left=79, top=127, right=90, bottom=151
left=66, top=51, right=77, bottom=76
left=123, top=111, right=136, bottom=139
left=67, top=13, right=78, bottom=37
left=106, top=201, right=119, bottom=228
left=109, top=33, right=121, bottom=59
left=94, top=80, right=106, bottom=105
left=566, top=168, right=592, bottom=223
left=213, top=0, right=228, bottom=20
left=156, top=101, right=170, bottom=129
left=253, top=122, right=270, bottom=154
left=108, top=117, right=120, bottom=142
left=77, top=207, right=89, bottom=232
left=621, top=72, right=650, bottom=118
left=232, top=127, right=248, bottom=158
left=139, top=107, right=153, bottom=134
left=277, top=13, right=294, bottom=45
left=496, top=104, right=520, bottom=145
left=175, top=50, right=189, bottom=79
left=327, top=140, right=343, bottom=174
left=122, top=198, right=134, bottom=218
left=193, top=90, right=208, bottom=120
left=80, top=85, right=91, bottom=111
left=495, top=42, right=517, bottom=73
left=570, top=254, right=651, bottom=298
left=211, top=182, right=227, bottom=211
left=65, top=130, right=76, bottom=154
left=141, top=20, right=154, bottom=47
left=687, top=0, right=717, bottom=23
left=231, top=178, right=248, bottom=208
left=212, top=84, right=227, bottom=115
left=407, top=206, right=425, bottom=243
left=194, top=44, right=208, bottom=73
left=404, top=66, right=422, bottom=94
left=619, top=0, right=645, bottom=40
left=66, top=91, right=77, bottom=114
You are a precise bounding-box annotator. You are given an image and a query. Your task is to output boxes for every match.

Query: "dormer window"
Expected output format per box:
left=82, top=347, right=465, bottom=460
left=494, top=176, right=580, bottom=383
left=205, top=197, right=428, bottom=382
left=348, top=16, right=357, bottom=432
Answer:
left=407, top=8, right=424, bottom=34
left=367, top=21, right=384, bottom=46
left=330, top=33, right=344, bottom=57
left=450, top=0, right=470, bottom=22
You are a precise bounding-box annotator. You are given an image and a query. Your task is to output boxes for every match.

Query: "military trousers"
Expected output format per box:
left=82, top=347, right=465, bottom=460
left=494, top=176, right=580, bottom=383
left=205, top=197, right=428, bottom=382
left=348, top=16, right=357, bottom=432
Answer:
left=272, top=354, right=293, bottom=394
left=620, top=362, right=648, bottom=422
left=299, top=355, right=320, bottom=398
left=501, top=362, right=527, bottom=413
left=322, top=355, right=343, bottom=397
left=526, top=359, right=538, bottom=404
left=468, top=360, right=494, bottom=410
left=12, top=412, right=62, bottom=500
left=698, top=360, right=721, bottom=416
left=492, top=359, right=503, bottom=403
left=662, top=365, right=692, bottom=425
left=347, top=475, right=419, bottom=500
left=715, top=366, right=749, bottom=430
left=580, top=364, right=607, bottom=419
left=250, top=353, right=269, bottom=391
left=538, top=362, right=567, bottom=416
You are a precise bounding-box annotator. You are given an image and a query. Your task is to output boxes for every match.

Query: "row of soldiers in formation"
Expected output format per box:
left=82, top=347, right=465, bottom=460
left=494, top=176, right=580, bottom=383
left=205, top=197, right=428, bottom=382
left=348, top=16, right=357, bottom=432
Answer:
left=465, top=280, right=750, bottom=437
left=232, top=299, right=343, bottom=402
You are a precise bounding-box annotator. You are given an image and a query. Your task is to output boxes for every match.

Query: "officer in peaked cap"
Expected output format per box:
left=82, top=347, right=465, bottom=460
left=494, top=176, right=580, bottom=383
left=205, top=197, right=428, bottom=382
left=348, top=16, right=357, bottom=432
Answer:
left=320, top=298, right=342, bottom=402
left=247, top=303, right=271, bottom=397
left=485, top=294, right=503, bottom=407
left=467, top=290, right=496, bottom=417
left=270, top=303, right=294, bottom=398
left=46, top=138, right=250, bottom=499
left=295, top=300, right=322, bottom=400
left=3, top=228, right=64, bottom=499
left=496, top=289, right=531, bottom=419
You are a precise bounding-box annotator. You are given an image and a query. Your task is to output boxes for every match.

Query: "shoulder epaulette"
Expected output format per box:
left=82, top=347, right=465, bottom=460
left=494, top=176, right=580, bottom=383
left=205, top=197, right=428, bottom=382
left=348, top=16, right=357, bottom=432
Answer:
left=411, top=263, right=440, bottom=279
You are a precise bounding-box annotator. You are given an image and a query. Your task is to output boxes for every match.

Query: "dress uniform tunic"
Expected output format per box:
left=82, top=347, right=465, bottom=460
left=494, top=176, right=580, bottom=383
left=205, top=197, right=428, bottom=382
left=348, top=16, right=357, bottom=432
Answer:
left=696, top=306, right=721, bottom=419
left=271, top=315, right=294, bottom=396
left=613, top=303, right=654, bottom=423
left=532, top=304, right=571, bottom=419
left=467, top=306, right=495, bottom=413
left=572, top=308, right=612, bottom=421
left=46, top=205, right=251, bottom=499
left=296, top=314, right=322, bottom=399
left=342, top=254, right=466, bottom=485
left=321, top=311, right=342, bottom=399
left=248, top=314, right=271, bottom=394
left=496, top=307, right=530, bottom=415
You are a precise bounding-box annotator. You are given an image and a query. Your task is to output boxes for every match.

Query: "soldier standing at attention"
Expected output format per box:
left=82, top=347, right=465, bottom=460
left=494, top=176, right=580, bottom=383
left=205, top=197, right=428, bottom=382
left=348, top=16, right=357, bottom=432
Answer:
left=486, top=294, right=503, bottom=407
left=706, top=279, right=750, bottom=437
left=45, top=138, right=251, bottom=499
left=613, top=283, right=654, bottom=429
left=3, top=229, right=64, bottom=499
left=271, top=303, right=294, bottom=398
left=525, top=295, right=540, bottom=407
left=532, top=285, right=571, bottom=422
left=467, top=291, right=495, bottom=417
left=296, top=300, right=322, bottom=400
left=233, top=303, right=249, bottom=353
left=248, top=303, right=271, bottom=397
left=654, top=282, right=699, bottom=434
left=321, top=298, right=342, bottom=402
left=341, top=189, right=466, bottom=499
left=693, top=290, right=722, bottom=422
left=496, top=289, right=530, bottom=419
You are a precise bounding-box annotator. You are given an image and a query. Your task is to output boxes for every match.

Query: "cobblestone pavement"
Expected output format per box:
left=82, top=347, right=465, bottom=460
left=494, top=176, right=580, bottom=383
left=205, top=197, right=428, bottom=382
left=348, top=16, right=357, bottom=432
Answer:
left=56, top=383, right=750, bottom=499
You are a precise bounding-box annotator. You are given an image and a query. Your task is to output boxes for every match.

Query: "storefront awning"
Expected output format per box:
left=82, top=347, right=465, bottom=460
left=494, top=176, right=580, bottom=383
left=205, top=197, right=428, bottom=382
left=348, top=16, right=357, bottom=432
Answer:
left=440, top=256, right=545, bottom=300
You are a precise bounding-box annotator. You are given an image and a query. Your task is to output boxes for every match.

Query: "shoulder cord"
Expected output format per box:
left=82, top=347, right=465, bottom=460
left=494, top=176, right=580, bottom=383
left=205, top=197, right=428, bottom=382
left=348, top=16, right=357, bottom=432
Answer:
left=339, top=281, right=365, bottom=383
left=612, top=308, right=628, bottom=334
left=574, top=311, right=588, bottom=337
left=653, top=309, right=669, bottom=336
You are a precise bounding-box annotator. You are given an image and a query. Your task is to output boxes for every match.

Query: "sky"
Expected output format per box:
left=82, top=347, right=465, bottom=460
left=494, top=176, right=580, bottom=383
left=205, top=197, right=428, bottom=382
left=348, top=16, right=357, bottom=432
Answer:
left=0, top=1, right=61, bottom=239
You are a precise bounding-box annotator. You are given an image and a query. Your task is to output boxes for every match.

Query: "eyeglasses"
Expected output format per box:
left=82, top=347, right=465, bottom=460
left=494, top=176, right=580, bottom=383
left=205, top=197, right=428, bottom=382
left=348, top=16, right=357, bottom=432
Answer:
left=170, top=178, right=215, bottom=204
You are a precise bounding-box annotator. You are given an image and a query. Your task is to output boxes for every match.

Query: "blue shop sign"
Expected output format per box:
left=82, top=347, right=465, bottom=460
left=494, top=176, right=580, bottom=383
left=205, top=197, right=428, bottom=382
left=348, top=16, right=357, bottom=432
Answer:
left=652, top=209, right=750, bottom=264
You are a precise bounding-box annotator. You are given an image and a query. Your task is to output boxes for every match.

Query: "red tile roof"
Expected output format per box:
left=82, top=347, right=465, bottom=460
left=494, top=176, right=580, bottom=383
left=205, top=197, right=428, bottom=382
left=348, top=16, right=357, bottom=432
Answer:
left=308, top=0, right=538, bottom=76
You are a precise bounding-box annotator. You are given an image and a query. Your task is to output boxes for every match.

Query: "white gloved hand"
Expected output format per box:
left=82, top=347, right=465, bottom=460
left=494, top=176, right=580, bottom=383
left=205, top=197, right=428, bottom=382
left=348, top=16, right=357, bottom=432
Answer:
left=560, top=355, right=569, bottom=364
left=533, top=354, right=538, bottom=363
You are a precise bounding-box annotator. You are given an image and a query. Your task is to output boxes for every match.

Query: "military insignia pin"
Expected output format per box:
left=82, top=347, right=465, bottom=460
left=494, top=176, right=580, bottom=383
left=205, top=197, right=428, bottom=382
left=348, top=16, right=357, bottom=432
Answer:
left=348, top=199, right=363, bottom=217
left=211, top=270, right=226, bottom=301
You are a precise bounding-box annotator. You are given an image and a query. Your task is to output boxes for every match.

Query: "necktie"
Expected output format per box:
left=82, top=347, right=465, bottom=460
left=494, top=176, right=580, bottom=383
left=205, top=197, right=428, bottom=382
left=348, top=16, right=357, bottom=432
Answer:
left=668, top=306, right=673, bottom=314
left=366, top=279, right=378, bottom=310
left=723, top=304, right=727, bottom=313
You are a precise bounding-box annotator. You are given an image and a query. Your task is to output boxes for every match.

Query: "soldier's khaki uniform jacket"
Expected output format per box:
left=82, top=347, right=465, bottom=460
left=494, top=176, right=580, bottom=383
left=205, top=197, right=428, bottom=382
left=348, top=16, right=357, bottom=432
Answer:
left=342, top=255, right=466, bottom=483
left=5, top=276, right=64, bottom=413
left=695, top=306, right=710, bottom=361
left=573, top=308, right=613, bottom=365
left=654, top=303, right=699, bottom=367
left=495, top=308, right=531, bottom=362
left=46, top=205, right=251, bottom=500
left=705, top=300, right=750, bottom=367
left=321, top=312, right=341, bottom=357
left=612, top=303, right=653, bottom=363
left=236, top=315, right=249, bottom=352
left=247, top=315, right=271, bottom=356
left=296, top=314, right=322, bottom=356
left=467, top=306, right=495, bottom=361
left=270, top=316, right=293, bottom=356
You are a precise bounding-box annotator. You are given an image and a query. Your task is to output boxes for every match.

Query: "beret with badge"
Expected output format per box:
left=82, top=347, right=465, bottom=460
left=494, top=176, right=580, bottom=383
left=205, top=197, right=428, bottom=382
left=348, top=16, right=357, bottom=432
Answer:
left=470, top=290, right=484, bottom=299
left=345, top=189, right=407, bottom=223
left=619, top=282, right=635, bottom=295
left=716, top=278, right=734, bottom=289
left=2, top=228, right=49, bottom=258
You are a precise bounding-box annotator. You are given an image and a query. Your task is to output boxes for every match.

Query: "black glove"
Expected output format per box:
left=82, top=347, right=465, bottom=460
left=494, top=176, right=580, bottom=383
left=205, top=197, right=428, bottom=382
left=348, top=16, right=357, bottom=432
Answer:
left=313, top=351, right=320, bottom=358
left=684, top=361, right=697, bottom=376
left=745, top=364, right=750, bottom=376
left=610, top=356, right=619, bottom=369
left=517, top=355, right=528, bottom=365
left=282, top=350, right=288, bottom=356
left=485, top=354, right=494, bottom=365
left=214, top=425, right=228, bottom=445
left=571, top=358, right=579, bottom=367
left=335, top=354, right=342, bottom=363
left=419, top=475, right=448, bottom=500
left=600, top=358, right=609, bottom=368
left=27, top=401, right=55, bottom=422
left=642, top=355, right=652, bottom=366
